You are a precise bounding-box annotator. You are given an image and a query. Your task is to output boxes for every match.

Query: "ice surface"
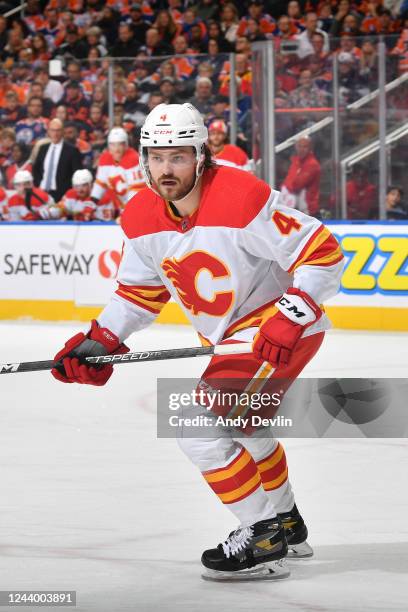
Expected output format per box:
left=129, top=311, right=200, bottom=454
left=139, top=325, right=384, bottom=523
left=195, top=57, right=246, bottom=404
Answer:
left=0, top=322, right=407, bottom=612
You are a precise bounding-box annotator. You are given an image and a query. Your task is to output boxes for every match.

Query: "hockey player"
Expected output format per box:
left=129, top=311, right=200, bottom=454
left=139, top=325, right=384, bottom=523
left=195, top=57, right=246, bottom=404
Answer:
left=90, top=127, right=145, bottom=214
left=208, top=119, right=253, bottom=172
left=51, top=104, right=344, bottom=581
left=7, top=170, right=56, bottom=221
left=57, top=169, right=116, bottom=222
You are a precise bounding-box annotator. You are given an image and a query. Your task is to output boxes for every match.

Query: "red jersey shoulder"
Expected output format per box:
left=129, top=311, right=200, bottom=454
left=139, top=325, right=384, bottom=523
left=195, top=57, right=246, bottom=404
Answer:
left=198, top=165, right=271, bottom=228
left=33, top=187, right=50, bottom=201
left=0, top=187, right=7, bottom=200
left=8, top=193, right=22, bottom=207
left=121, top=187, right=160, bottom=238
left=63, top=188, right=77, bottom=199
left=121, top=147, right=140, bottom=169
left=98, top=150, right=114, bottom=166
left=217, top=144, right=248, bottom=166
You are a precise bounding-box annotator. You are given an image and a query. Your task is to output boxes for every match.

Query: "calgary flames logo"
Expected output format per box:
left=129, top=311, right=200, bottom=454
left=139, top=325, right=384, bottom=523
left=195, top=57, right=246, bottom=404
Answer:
left=162, top=251, right=234, bottom=317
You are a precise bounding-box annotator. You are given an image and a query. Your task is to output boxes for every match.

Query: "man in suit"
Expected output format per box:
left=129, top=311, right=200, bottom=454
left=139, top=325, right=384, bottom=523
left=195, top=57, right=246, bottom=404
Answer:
left=33, top=119, right=82, bottom=202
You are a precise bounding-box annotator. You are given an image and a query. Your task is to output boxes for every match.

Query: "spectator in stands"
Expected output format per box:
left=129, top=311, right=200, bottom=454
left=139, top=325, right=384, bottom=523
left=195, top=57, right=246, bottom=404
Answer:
left=330, top=0, right=361, bottom=37
left=110, top=22, right=140, bottom=58
left=195, top=0, right=218, bottom=22
left=208, top=120, right=251, bottom=171
left=84, top=26, right=107, bottom=57
left=86, top=103, right=108, bottom=138
left=220, top=3, right=240, bottom=44
left=358, top=39, right=379, bottom=89
left=0, top=91, right=23, bottom=127
left=4, top=142, right=32, bottom=189
left=287, top=0, right=303, bottom=29
left=54, top=24, right=88, bottom=59
left=91, top=83, right=109, bottom=115
left=153, top=10, right=179, bottom=45
left=96, top=6, right=121, bottom=47
left=61, top=80, right=90, bottom=122
left=189, top=77, right=215, bottom=118
left=207, top=19, right=233, bottom=52
left=1, top=29, right=25, bottom=64
left=346, top=165, right=377, bottom=219
left=0, top=127, right=16, bottom=169
left=141, top=27, right=173, bottom=56
left=159, top=77, right=181, bottom=104
left=0, top=15, right=7, bottom=53
left=296, top=11, right=329, bottom=59
left=146, top=91, right=164, bottom=112
left=30, top=33, right=51, bottom=64
left=0, top=69, right=25, bottom=106
left=7, top=169, right=56, bottom=222
left=33, top=118, right=82, bottom=202
left=281, top=136, right=321, bottom=216
left=27, top=81, right=55, bottom=118
left=289, top=68, right=329, bottom=109
left=123, top=82, right=147, bottom=122
left=34, top=67, right=64, bottom=105
left=207, top=94, right=230, bottom=126
left=391, top=23, right=408, bottom=73
left=338, top=51, right=365, bottom=104
left=15, top=97, right=49, bottom=146
left=386, top=186, right=407, bottom=219
left=317, top=2, right=334, bottom=33
left=64, top=121, right=93, bottom=169
left=237, top=1, right=276, bottom=38
left=124, top=4, right=150, bottom=47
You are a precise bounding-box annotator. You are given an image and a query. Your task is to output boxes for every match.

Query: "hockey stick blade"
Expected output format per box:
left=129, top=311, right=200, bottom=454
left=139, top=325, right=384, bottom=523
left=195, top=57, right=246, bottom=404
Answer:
left=0, top=343, right=253, bottom=375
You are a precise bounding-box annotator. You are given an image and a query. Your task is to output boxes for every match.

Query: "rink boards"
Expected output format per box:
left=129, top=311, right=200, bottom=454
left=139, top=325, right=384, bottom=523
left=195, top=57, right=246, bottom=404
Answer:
left=0, top=221, right=407, bottom=331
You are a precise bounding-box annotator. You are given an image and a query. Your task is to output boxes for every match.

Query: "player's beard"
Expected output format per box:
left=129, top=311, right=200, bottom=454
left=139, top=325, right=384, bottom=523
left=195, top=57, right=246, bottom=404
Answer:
left=156, top=174, right=196, bottom=202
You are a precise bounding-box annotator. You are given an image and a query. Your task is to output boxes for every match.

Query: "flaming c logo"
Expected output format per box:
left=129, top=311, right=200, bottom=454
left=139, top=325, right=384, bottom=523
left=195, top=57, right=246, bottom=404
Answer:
left=98, top=250, right=121, bottom=278
left=108, top=174, right=127, bottom=196
left=162, top=251, right=234, bottom=316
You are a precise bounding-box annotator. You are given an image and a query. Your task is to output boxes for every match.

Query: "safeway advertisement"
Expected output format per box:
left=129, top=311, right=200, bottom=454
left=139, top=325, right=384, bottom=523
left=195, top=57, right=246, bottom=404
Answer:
left=0, top=223, right=122, bottom=305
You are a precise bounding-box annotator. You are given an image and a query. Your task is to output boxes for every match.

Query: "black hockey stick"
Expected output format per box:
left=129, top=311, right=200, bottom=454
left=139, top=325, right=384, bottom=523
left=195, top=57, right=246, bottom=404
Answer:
left=0, top=343, right=253, bottom=375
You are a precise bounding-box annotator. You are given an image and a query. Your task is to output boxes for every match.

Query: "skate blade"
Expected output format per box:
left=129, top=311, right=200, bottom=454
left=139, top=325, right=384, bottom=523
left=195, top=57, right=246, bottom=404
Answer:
left=287, top=541, right=314, bottom=559
left=201, top=558, right=290, bottom=582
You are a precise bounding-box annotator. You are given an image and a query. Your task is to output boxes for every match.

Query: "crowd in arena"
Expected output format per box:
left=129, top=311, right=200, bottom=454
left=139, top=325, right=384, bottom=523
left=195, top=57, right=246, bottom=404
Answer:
left=0, top=0, right=407, bottom=221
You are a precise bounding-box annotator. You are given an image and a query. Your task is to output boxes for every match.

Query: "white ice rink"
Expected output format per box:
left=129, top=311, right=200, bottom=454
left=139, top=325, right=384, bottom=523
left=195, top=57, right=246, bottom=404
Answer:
left=0, top=322, right=407, bottom=612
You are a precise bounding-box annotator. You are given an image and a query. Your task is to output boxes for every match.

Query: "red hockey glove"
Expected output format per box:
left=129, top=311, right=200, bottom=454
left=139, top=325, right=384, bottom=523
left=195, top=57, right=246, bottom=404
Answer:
left=253, top=288, right=322, bottom=368
left=51, top=319, right=129, bottom=386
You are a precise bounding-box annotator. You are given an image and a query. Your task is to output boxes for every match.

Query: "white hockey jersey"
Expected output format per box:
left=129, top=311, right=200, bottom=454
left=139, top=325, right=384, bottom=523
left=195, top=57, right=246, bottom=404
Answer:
left=91, top=147, right=145, bottom=211
left=98, top=165, right=344, bottom=345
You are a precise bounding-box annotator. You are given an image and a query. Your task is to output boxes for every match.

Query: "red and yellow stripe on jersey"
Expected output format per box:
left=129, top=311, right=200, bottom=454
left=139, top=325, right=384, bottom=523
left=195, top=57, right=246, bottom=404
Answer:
left=256, top=443, right=288, bottom=491
left=115, top=283, right=170, bottom=315
left=288, top=224, right=343, bottom=274
left=202, top=448, right=262, bottom=504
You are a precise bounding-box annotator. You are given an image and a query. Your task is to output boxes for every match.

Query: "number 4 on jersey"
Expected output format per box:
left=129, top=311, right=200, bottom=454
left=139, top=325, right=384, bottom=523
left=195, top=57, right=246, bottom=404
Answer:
left=272, top=211, right=302, bottom=235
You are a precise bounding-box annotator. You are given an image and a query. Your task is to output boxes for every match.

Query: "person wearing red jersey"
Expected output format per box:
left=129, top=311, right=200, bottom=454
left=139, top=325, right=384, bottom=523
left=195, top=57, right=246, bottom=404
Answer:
left=281, top=137, right=321, bottom=216
left=91, top=127, right=145, bottom=214
left=7, top=170, right=56, bottom=221
left=51, top=103, right=343, bottom=581
left=208, top=120, right=252, bottom=172
left=56, top=169, right=117, bottom=222
left=0, top=186, right=8, bottom=221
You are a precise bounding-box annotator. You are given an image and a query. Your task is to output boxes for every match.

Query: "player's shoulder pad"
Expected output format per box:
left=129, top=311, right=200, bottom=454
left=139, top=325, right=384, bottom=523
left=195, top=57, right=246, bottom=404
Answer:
left=34, top=187, right=50, bottom=200
left=64, top=188, right=77, bottom=199
left=120, top=187, right=159, bottom=239
left=122, top=147, right=140, bottom=168
left=98, top=150, right=114, bottom=166
left=199, top=165, right=271, bottom=228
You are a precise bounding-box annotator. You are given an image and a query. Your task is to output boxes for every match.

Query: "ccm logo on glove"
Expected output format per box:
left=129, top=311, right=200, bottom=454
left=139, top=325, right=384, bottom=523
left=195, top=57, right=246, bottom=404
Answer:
left=253, top=287, right=322, bottom=368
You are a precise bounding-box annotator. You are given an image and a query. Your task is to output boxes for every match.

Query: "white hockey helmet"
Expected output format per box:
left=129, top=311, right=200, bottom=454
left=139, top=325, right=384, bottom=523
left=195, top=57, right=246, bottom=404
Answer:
left=139, top=103, right=208, bottom=194
left=108, top=127, right=128, bottom=145
left=13, top=170, right=33, bottom=185
left=72, top=169, right=93, bottom=187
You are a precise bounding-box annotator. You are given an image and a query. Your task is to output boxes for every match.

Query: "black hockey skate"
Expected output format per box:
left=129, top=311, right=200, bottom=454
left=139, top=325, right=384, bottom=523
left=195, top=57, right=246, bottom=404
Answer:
left=278, top=504, right=313, bottom=558
left=201, top=517, right=290, bottom=581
